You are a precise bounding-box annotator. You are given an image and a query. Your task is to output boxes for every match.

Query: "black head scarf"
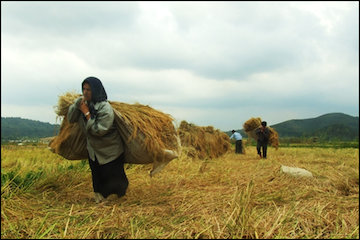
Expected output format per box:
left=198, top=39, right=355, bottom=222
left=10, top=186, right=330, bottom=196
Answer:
left=81, top=76, right=108, bottom=119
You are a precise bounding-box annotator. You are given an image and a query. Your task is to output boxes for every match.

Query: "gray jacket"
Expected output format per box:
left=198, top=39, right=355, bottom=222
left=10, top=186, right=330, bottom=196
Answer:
left=67, top=97, right=125, bottom=165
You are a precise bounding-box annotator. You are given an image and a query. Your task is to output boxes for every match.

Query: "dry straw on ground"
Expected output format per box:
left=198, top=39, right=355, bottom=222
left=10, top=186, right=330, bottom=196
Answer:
left=243, top=117, right=279, bottom=149
left=1, top=145, right=359, bottom=239
left=177, top=120, right=231, bottom=159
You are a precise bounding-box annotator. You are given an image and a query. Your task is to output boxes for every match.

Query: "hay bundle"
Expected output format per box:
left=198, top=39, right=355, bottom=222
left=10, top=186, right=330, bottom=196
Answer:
left=109, top=101, right=179, bottom=154
left=55, top=91, right=82, bottom=116
left=177, top=120, right=231, bottom=159
left=268, top=128, right=279, bottom=149
left=48, top=115, right=87, bottom=160
left=110, top=101, right=181, bottom=176
left=49, top=92, right=88, bottom=160
left=242, top=117, right=279, bottom=149
left=243, top=117, right=262, bottom=140
left=49, top=92, right=181, bottom=176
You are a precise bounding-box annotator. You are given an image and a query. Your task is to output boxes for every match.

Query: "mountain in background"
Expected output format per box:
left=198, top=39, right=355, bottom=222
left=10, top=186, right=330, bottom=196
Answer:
left=227, top=113, right=359, bottom=141
left=1, top=117, right=60, bottom=140
left=1, top=113, right=359, bottom=142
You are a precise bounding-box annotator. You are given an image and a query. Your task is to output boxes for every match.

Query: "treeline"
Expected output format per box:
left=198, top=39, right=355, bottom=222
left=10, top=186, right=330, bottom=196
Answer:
left=2, top=113, right=359, bottom=143
left=1, top=117, right=59, bottom=140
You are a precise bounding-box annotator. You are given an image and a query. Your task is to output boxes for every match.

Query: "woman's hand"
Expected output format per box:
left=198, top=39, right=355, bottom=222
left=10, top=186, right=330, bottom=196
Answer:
left=79, top=98, right=90, bottom=115
left=80, top=98, right=91, bottom=120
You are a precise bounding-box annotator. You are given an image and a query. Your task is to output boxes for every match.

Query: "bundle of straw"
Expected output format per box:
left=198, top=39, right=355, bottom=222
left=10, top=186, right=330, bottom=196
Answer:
left=55, top=91, right=81, bottom=117
left=50, top=92, right=180, bottom=170
left=243, top=117, right=262, bottom=141
left=242, top=117, right=279, bottom=150
left=268, top=127, right=279, bottom=149
left=49, top=115, right=87, bottom=160
left=109, top=101, right=179, bottom=159
left=177, top=120, right=231, bottom=159
left=243, top=117, right=262, bottom=132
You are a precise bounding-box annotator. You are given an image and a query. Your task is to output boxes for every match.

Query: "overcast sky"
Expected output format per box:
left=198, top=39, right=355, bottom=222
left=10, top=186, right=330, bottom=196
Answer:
left=1, top=1, right=359, bottom=131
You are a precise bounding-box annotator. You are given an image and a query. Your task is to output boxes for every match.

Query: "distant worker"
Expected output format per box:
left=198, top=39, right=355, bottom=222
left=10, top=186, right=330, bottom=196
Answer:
left=255, top=121, right=270, bottom=159
left=230, top=130, right=243, bottom=154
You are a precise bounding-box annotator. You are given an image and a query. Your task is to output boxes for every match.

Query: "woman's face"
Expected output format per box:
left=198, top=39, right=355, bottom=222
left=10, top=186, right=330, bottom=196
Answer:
left=82, top=83, right=92, bottom=102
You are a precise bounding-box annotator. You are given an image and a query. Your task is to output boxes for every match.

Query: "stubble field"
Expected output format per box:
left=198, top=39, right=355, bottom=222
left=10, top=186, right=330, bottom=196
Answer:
left=1, top=143, right=359, bottom=239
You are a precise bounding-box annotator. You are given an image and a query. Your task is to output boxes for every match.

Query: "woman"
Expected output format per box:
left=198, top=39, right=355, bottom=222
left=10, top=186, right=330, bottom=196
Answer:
left=67, top=76, right=128, bottom=203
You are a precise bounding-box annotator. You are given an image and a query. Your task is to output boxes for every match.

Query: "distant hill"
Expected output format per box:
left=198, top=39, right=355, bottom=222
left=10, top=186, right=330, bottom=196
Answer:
left=1, top=117, right=60, bottom=140
left=2, top=113, right=359, bottom=142
left=226, top=113, right=359, bottom=141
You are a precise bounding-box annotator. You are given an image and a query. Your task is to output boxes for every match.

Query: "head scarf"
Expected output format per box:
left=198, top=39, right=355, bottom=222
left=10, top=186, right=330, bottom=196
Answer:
left=81, top=76, right=108, bottom=119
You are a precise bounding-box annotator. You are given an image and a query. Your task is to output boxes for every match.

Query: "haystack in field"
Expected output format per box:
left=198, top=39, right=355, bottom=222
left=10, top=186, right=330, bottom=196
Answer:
left=242, top=117, right=279, bottom=149
left=49, top=92, right=181, bottom=176
left=49, top=92, right=88, bottom=160
left=177, top=120, right=231, bottom=159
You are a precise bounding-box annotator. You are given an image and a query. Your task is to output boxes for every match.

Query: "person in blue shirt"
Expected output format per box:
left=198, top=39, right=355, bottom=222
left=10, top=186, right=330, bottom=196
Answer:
left=230, top=130, right=243, bottom=154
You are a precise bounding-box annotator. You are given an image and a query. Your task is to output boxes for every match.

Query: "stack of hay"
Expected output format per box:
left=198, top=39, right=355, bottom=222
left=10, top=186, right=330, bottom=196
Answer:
left=49, top=92, right=181, bottom=176
left=242, top=117, right=279, bottom=149
left=177, top=120, right=231, bottom=159
left=49, top=91, right=88, bottom=160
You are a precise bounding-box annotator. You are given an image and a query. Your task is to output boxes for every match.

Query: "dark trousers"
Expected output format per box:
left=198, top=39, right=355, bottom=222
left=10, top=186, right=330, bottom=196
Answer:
left=257, top=141, right=268, bottom=158
left=88, top=153, right=129, bottom=198
left=235, top=140, right=243, bottom=154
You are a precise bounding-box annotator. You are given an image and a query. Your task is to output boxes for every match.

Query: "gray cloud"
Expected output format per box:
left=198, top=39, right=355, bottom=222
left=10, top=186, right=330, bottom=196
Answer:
left=1, top=1, right=358, bottom=131
left=3, top=2, right=139, bottom=35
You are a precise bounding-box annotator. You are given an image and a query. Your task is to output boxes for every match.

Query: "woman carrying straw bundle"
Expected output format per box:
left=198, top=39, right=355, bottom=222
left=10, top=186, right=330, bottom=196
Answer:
left=67, top=76, right=128, bottom=203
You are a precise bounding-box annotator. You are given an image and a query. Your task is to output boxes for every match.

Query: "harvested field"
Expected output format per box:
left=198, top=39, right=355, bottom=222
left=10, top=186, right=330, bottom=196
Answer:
left=1, top=144, right=358, bottom=239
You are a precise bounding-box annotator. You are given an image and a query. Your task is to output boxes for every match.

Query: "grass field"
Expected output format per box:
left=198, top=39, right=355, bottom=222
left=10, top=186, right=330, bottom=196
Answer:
left=1, top=143, right=359, bottom=239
